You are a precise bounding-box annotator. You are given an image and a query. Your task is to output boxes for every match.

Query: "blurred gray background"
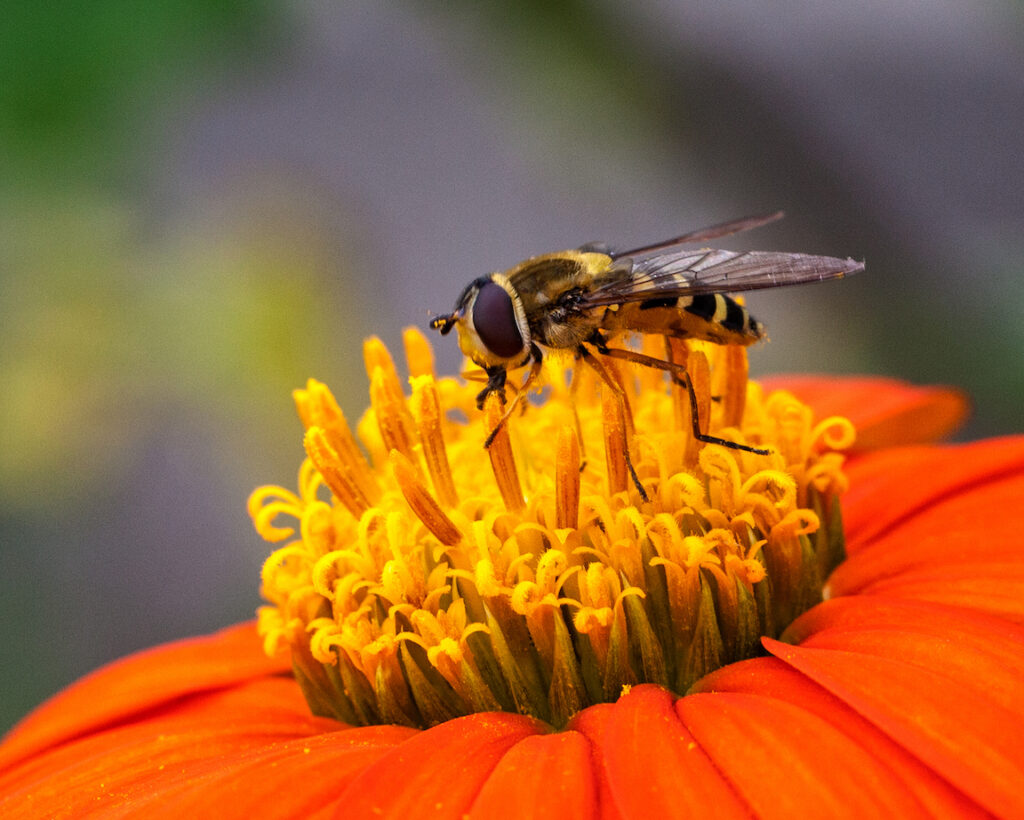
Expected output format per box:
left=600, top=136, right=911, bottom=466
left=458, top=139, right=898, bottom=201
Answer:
left=2, top=1, right=1022, bottom=732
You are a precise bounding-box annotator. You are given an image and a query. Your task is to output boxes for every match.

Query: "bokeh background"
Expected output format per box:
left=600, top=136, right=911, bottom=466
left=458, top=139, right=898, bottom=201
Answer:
left=2, top=2, right=1022, bottom=733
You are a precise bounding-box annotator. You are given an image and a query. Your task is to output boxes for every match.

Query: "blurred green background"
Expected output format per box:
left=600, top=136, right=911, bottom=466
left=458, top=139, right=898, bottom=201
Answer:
left=2, top=2, right=1022, bottom=733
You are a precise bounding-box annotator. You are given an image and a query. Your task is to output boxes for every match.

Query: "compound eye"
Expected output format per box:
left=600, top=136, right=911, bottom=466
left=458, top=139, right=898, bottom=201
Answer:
left=473, top=282, right=524, bottom=358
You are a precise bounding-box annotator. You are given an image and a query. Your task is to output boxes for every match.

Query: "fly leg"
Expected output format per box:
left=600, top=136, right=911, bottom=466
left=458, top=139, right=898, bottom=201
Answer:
left=577, top=345, right=649, bottom=502
left=483, top=344, right=544, bottom=448
left=594, top=345, right=771, bottom=456
left=476, top=366, right=507, bottom=409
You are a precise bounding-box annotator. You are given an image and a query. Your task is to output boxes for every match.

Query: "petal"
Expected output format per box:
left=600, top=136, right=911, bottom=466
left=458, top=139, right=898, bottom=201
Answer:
left=842, top=436, right=1024, bottom=550
left=763, top=635, right=1024, bottom=819
left=565, top=705, right=621, bottom=820
left=572, top=685, right=748, bottom=819
left=0, top=622, right=287, bottom=769
left=782, top=598, right=1024, bottom=717
left=762, top=375, right=967, bottom=450
left=0, top=676, right=415, bottom=819
left=694, top=658, right=985, bottom=817
left=676, top=692, right=929, bottom=818
left=833, top=437, right=1024, bottom=621
left=845, top=563, right=1024, bottom=618
left=469, top=731, right=598, bottom=820
left=143, top=727, right=414, bottom=820
left=334, top=712, right=545, bottom=819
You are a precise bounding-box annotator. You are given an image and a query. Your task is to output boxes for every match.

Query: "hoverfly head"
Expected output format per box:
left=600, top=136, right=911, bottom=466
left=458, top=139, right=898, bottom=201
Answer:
left=433, top=275, right=529, bottom=367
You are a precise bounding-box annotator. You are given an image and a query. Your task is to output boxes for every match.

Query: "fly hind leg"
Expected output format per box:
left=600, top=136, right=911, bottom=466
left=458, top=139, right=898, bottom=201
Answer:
left=594, top=345, right=771, bottom=456
left=577, top=345, right=650, bottom=502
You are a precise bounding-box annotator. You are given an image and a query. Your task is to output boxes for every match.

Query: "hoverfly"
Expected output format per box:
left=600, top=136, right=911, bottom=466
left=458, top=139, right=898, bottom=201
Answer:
left=430, top=212, right=863, bottom=500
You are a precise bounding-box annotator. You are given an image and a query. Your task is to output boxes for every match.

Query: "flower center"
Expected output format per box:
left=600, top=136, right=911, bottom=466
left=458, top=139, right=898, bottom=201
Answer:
left=250, top=328, right=853, bottom=729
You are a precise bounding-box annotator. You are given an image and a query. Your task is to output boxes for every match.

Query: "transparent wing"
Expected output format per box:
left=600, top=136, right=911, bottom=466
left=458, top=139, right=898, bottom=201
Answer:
left=579, top=212, right=784, bottom=259
left=582, top=248, right=864, bottom=308
left=608, top=212, right=784, bottom=258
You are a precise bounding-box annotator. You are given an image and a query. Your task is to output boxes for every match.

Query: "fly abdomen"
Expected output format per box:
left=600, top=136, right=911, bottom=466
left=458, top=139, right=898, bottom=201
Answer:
left=602, top=291, right=764, bottom=346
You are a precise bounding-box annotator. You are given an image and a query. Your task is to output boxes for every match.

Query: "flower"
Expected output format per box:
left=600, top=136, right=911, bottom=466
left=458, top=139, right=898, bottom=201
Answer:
left=254, top=330, right=854, bottom=730
left=2, top=331, right=1022, bottom=819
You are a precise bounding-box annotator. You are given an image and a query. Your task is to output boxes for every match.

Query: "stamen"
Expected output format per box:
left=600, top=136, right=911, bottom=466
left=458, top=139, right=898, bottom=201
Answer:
left=738, top=470, right=798, bottom=531
left=365, top=337, right=420, bottom=465
left=639, top=333, right=668, bottom=393
left=390, top=450, right=462, bottom=546
left=721, top=345, right=749, bottom=429
left=765, top=509, right=822, bottom=625
left=370, top=367, right=419, bottom=468
left=294, top=379, right=381, bottom=504
left=403, top=326, right=436, bottom=379
left=304, top=427, right=370, bottom=517
left=666, top=337, right=690, bottom=434
left=699, top=447, right=743, bottom=515
left=485, top=394, right=525, bottom=513
left=555, top=426, right=581, bottom=529
left=764, top=390, right=813, bottom=466
left=602, top=392, right=629, bottom=497
left=362, top=336, right=398, bottom=384
left=410, top=376, right=459, bottom=509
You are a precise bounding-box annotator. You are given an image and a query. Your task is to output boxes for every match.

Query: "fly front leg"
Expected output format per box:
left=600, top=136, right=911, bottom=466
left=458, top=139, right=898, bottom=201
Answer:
left=476, top=366, right=508, bottom=410
left=483, top=344, right=544, bottom=448
left=595, top=345, right=771, bottom=456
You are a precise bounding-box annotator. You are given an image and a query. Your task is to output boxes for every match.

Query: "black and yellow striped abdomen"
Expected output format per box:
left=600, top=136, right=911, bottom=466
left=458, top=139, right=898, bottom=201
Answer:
left=599, top=291, right=764, bottom=346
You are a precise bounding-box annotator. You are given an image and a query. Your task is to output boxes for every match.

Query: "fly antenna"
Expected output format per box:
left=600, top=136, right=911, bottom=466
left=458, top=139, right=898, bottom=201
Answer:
left=430, top=313, right=457, bottom=335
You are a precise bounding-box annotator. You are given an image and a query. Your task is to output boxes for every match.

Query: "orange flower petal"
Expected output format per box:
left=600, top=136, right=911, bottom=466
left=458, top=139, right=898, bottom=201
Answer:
left=845, top=563, right=1024, bottom=618
left=563, top=705, right=619, bottom=820
left=762, top=375, right=968, bottom=450
left=782, top=597, right=1024, bottom=717
left=675, top=692, right=928, bottom=817
left=842, top=436, right=1024, bottom=550
left=0, top=676, right=414, bottom=819
left=468, top=731, right=598, bottom=820
left=832, top=436, right=1024, bottom=620
left=0, top=622, right=287, bottom=769
left=144, top=726, right=414, bottom=820
left=86, top=723, right=414, bottom=820
left=695, top=658, right=984, bottom=816
left=334, top=712, right=545, bottom=819
left=763, top=636, right=1024, bottom=819
left=572, top=685, right=748, bottom=818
